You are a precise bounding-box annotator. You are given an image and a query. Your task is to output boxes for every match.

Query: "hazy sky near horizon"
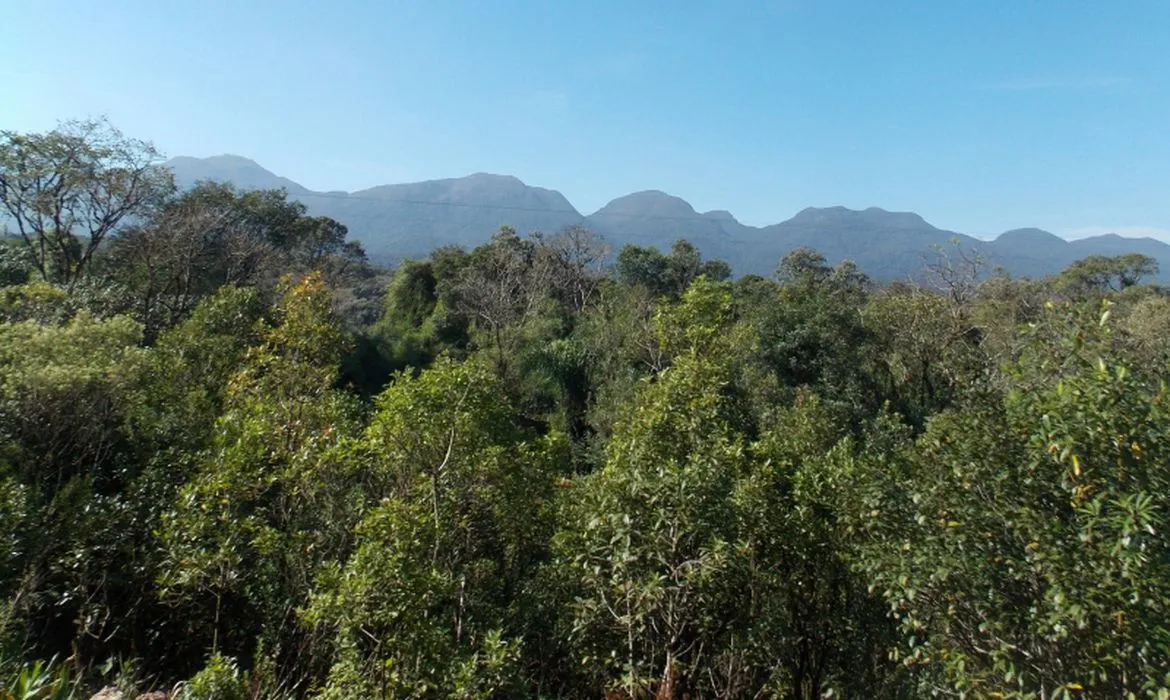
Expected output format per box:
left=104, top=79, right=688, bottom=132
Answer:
left=3, top=0, right=1168, bottom=239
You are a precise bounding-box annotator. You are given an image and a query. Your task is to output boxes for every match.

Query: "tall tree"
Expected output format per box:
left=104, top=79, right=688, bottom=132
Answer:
left=305, top=358, right=564, bottom=698
left=1058, top=253, right=1159, bottom=298
left=558, top=279, right=752, bottom=697
left=616, top=240, right=731, bottom=299
left=0, top=118, right=174, bottom=285
left=451, top=227, right=553, bottom=379
left=542, top=224, right=610, bottom=314
left=103, top=182, right=364, bottom=339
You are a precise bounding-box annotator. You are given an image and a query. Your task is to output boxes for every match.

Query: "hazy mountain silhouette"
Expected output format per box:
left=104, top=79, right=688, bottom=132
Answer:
left=584, top=190, right=754, bottom=267
left=167, top=155, right=311, bottom=195
left=752, top=206, right=971, bottom=280
left=168, top=157, right=584, bottom=261
left=166, top=155, right=1170, bottom=279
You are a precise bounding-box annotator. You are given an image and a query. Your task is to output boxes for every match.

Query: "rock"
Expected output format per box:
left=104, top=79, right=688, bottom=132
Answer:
left=88, top=688, right=124, bottom=700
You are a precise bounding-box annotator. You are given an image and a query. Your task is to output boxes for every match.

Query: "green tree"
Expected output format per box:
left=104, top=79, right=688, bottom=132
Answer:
left=0, top=118, right=174, bottom=285
left=157, top=273, right=360, bottom=687
left=841, top=302, right=1170, bottom=696
left=0, top=310, right=152, bottom=667
left=734, top=394, right=900, bottom=698
left=557, top=279, right=751, bottom=697
left=747, top=248, right=876, bottom=425
left=863, top=287, right=986, bottom=428
left=371, top=257, right=469, bottom=372
left=305, top=358, right=565, bottom=697
left=0, top=240, right=32, bottom=287
left=1058, top=253, right=1159, bottom=298
left=103, top=182, right=363, bottom=338
left=449, top=227, right=556, bottom=380
left=616, top=240, right=730, bottom=299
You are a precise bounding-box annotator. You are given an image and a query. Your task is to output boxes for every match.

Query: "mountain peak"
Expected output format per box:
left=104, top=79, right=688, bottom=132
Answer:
left=591, top=190, right=698, bottom=219
left=702, top=209, right=739, bottom=223
left=995, top=227, right=1064, bottom=244
left=462, top=172, right=525, bottom=186
left=165, top=154, right=307, bottom=194
left=167, top=154, right=273, bottom=172
left=206, top=154, right=263, bottom=167
left=351, top=173, right=578, bottom=216
left=791, top=205, right=849, bottom=221
left=168, top=153, right=252, bottom=164
left=788, top=206, right=932, bottom=230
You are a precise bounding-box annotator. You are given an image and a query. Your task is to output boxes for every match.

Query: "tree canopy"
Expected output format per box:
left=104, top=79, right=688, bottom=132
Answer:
left=2, top=120, right=1169, bottom=699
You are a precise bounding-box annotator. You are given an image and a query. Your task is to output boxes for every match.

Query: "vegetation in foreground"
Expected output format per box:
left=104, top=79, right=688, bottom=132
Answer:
left=2, top=120, right=1169, bottom=698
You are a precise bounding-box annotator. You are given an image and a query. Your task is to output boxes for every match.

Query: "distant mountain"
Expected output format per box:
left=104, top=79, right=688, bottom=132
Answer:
left=985, top=228, right=1089, bottom=278
left=754, top=206, right=974, bottom=280
left=168, top=157, right=584, bottom=262
left=167, top=155, right=310, bottom=195
left=319, top=174, right=582, bottom=259
left=585, top=191, right=753, bottom=267
left=1068, top=233, right=1170, bottom=261
left=165, top=155, right=1170, bottom=280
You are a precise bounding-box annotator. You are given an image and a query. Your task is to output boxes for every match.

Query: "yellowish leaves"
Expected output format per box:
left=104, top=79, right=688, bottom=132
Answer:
left=1072, top=484, right=1091, bottom=505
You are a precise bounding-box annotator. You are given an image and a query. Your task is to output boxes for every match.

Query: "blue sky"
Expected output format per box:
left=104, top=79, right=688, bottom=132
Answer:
left=3, top=0, right=1168, bottom=239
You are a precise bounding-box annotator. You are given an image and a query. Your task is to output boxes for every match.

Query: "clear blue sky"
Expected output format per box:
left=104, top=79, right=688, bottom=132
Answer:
left=3, top=0, right=1168, bottom=239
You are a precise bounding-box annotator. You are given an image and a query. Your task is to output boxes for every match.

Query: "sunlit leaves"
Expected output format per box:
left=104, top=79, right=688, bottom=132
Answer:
left=841, top=302, right=1170, bottom=696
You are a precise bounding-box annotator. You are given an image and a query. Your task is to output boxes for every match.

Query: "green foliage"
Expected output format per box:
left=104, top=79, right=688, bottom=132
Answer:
left=557, top=281, right=750, bottom=695
left=572, top=280, right=661, bottom=449
left=559, top=348, right=747, bottom=696
left=4, top=127, right=1170, bottom=700
left=174, top=653, right=249, bottom=700
left=371, top=258, right=468, bottom=372
left=616, top=239, right=730, bottom=299
left=0, top=118, right=174, bottom=285
left=1122, top=293, right=1170, bottom=373
left=124, top=284, right=266, bottom=457
left=1058, top=253, right=1159, bottom=298
left=863, top=287, right=986, bottom=427
left=0, top=311, right=143, bottom=487
left=0, top=282, right=72, bottom=325
left=555, top=281, right=897, bottom=697
left=841, top=302, right=1170, bottom=696
left=0, top=242, right=32, bottom=288
left=745, top=249, right=878, bottom=425
left=737, top=395, right=900, bottom=698
left=0, top=657, right=76, bottom=700
left=157, top=273, right=360, bottom=686
left=99, top=180, right=367, bottom=340
left=306, top=358, right=565, bottom=696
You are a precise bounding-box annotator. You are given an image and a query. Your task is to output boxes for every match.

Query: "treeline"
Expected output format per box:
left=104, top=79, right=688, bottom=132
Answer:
left=1, top=120, right=1169, bottom=699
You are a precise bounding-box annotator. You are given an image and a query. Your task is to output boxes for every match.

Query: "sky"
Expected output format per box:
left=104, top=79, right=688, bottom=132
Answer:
left=2, top=0, right=1168, bottom=239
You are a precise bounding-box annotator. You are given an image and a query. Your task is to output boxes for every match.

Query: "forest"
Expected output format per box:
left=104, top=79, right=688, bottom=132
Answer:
left=1, top=120, right=1168, bottom=699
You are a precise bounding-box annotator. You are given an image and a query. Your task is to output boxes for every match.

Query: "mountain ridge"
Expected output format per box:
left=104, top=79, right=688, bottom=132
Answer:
left=165, top=155, right=1170, bottom=280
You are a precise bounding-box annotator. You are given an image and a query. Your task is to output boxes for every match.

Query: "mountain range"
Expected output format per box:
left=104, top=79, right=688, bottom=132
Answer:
left=166, top=155, right=1170, bottom=281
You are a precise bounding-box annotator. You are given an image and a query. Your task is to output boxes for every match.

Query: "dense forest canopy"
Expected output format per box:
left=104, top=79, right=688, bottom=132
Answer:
left=2, top=120, right=1169, bottom=699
